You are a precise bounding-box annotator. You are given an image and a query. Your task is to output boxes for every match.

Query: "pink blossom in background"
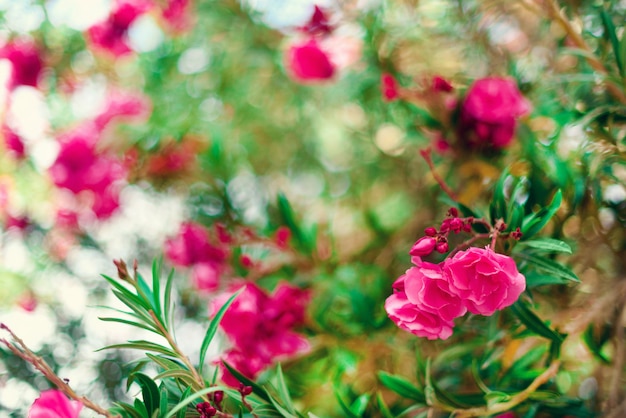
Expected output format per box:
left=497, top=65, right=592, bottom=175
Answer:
left=94, top=90, right=152, bottom=131
left=211, top=282, right=310, bottom=385
left=385, top=276, right=455, bottom=340
left=443, top=247, right=526, bottom=316
left=164, top=222, right=227, bottom=267
left=2, top=125, right=26, bottom=159
left=286, top=38, right=335, bottom=82
left=191, top=262, right=222, bottom=292
left=161, top=0, right=194, bottom=32
left=0, top=39, right=42, bottom=89
left=381, top=73, right=399, bottom=102
left=87, top=0, right=153, bottom=57
left=28, top=389, right=82, bottom=418
left=49, top=125, right=126, bottom=195
left=458, top=77, right=530, bottom=149
left=299, top=5, right=333, bottom=36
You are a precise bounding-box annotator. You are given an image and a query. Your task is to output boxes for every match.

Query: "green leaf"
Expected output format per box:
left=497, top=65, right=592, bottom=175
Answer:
left=177, top=387, right=192, bottom=418
left=600, top=8, right=623, bottom=76
left=129, top=372, right=160, bottom=416
left=159, top=384, right=168, bottom=418
left=199, top=288, right=243, bottom=369
left=133, top=399, right=150, bottom=418
left=163, top=268, right=175, bottom=327
left=521, top=190, right=562, bottom=239
left=350, top=394, right=370, bottom=416
left=98, top=316, right=159, bottom=334
left=151, top=258, right=163, bottom=321
left=377, top=371, right=425, bottom=402
left=153, top=369, right=198, bottom=387
left=517, top=252, right=579, bottom=282
left=274, top=364, right=296, bottom=414
left=524, top=273, right=572, bottom=287
left=98, top=340, right=178, bottom=357
left=510, top=301, right=565, bottom=344
left=102, top=275, right=151, bottom=312
left=112, top=402, right=144, bottom=418
left=334, top=391, right=360, bottom=418
left=376, top=393, right=395, bottom=418
left=517, top=238, right=572, bottom=254
left=222, top=361, right=272, bottom=403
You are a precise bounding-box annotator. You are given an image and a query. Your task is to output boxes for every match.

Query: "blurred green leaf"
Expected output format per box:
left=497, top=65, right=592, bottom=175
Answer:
left=517, top=238, right=572, bottom=254
left=517, top=252, right=579, bottom=282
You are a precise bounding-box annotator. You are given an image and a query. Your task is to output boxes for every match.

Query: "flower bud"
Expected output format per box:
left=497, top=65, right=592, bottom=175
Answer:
left=409, top=237, right=437, bottom=256
left=435, top=241, right=449, bottom=253
left=424, top=227, right=438, bottom=236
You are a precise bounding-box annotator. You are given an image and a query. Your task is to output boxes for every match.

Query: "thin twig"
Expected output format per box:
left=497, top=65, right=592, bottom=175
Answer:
left=540, top=0, right=626, bottom=104
left=0, top=324, right=119, bottom=418
left=420, top=148, right=458, bottom=201
left=448, top=360, right=561, bottom=417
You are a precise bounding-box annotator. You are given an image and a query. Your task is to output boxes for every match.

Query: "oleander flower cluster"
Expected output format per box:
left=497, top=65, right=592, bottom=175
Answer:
left=386, top=211, right=526, bottom=340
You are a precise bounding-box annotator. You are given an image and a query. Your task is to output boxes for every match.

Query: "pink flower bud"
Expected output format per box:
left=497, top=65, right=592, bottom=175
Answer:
left=424, top=227, right=438, bottom=236
left=435, top=241, right=449, bottom=253
left=432, top=75, right=453, bottom=92
left=381, top=73, right=400, bottom=101
left=409, top=237, right=437, bottom=256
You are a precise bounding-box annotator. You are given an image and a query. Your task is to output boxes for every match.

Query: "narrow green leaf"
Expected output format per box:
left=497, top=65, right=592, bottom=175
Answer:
left=334, top=390, right=359, bottom=418
left=510, top=301, right=565, bottom=343
left=376, top=393, right=395, bottom=418
left=600, top=9, right=623, bottom=76
left=112, top=402, right=144, bottom=418
left=222, top=361, right=272, bottom=403
left=517, top=252, right=579, bottom=282
left=163, top=268, right=175, bottom=328
left=350, top=394, right=370, bottom=416
left=274, top=364, right=296, bottom=414
left=199, top=288, right=243, bottom=369
left=524, top=273, right=571, bottom=287
left=98, top=317, right=159, bottom=334
left=151, top=258, right=162, bottom=321
left=129, top=372, right=160, bottom=416
left=377, top=371, right=425, bottom=402
left=136, top=272, right=154, bottom=308
left=268, top=395, right=299, bottom=418
left=153, top=369, right=198, bottom=387
left=103, top=275, right=151, bottom=311
left=517, top=238, right=572, bottom=254
left=112, top=290, right=154, bottom=324
left=98, top=340, right=178, bottom=357
left=133, top=399, right=149, bottom=418
left=176, top=387, right=192, bottom=418
left=159, top=384, right=168, bottom=418
left=521, top=190, right=562, bottom=239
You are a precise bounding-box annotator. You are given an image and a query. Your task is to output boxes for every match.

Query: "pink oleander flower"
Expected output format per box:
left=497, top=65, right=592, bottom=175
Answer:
left=29, top=389, right=82, bottom=418
left=385, top=275, right=455, bottom=340
left=458, top=77, right=530, bottom=149
left=3, top=125, right=26, bottom=159
left=403, top=260, right=467, bottom=322
left=0, top=39, right=42, bottom=89
left=286, top=38, right=335, bottom=82
left=442, top=247, right=526, bottom=316
left=299, top=5, right=333, bottom=36
left=211, top=282, right=310, bottom=385
left=49, top=125, right=126, bottom=195
left=381, top=73, right=399, bottom=102
left=94, top=90, right=151, bottom=131
left=164, top=222, right=227, bottom=267
left=87, top=0, right=153, bottom=57
left=191, top=261, right=221, bottom=292
left=161, top=0, right=194, bottom=32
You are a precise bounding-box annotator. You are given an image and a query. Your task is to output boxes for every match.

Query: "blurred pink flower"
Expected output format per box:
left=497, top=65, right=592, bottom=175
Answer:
left=2, top=125, right=26, bottom=159
left=458, top=77, right=530, bottom=149
left=49, top=125, right=126, bottom=195
left=87, top=0, right=153, bottom=57
left=211, top=282, right=310, bottom=385
left=299, top=5, right=333, bottom=36
left=0, top=39, right=42, bottom=89
left=286, top=38, right=335, bottom=82
left=381, top=73, right=400, bottom=102
left=161, top=0, right=194, bottom=32
left=443, top=247, right=526, bottom=316
left=28, top=389, right=82, bottom=418
left=191, top=262, right=221, bottom=292
left=385, top=277, right=455, bottom=340
left=164, top=222, right=227, bottom=267
left=94, top=90, right=151, bottom=131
